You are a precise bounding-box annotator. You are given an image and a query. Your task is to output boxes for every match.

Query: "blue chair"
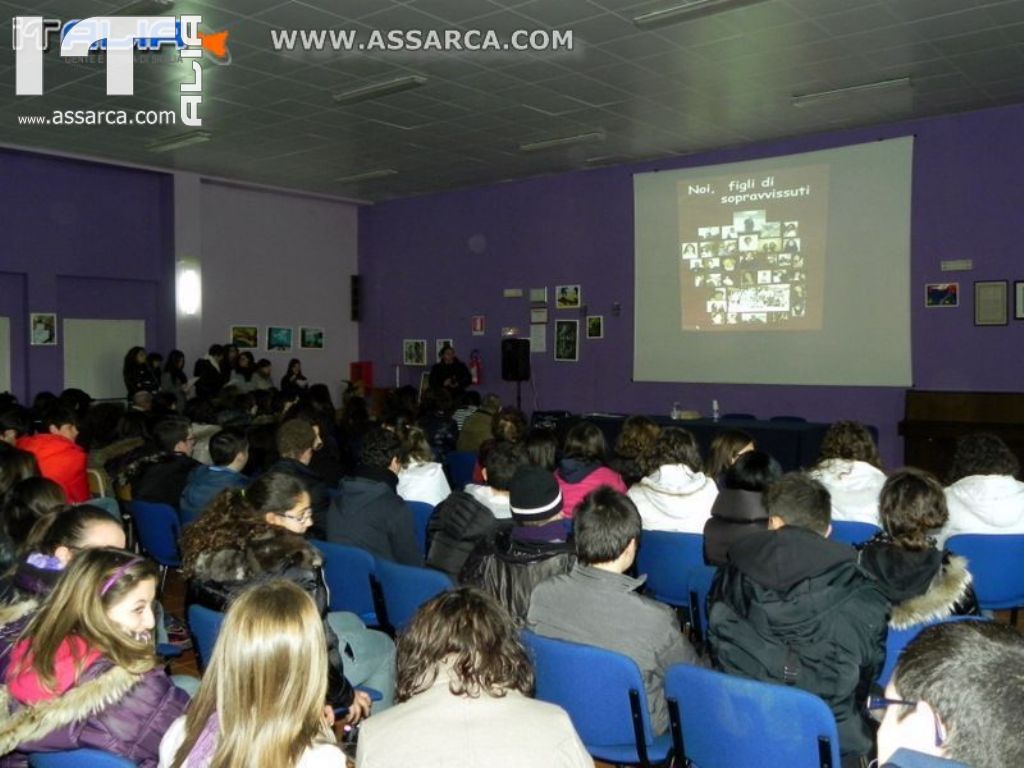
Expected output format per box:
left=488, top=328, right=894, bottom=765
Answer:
left=187, top=603, right=224, bottom=672
left=636, top=531, right=704, bottom=608
left=311, top=539, right=379, bottom=625
left=829, top=520, right=881, bottom=546
left=877, top=615, right=985, bottom=687
left=522, top=631, right=672, bottom=767
left=405, top=500, right=435, bottom=556
left=946, top=534, right=1024, bottom=615
left=665, top=664, right=841, bottom=768
left=445, top=450, right=477, bottom=490
left=126, top=500, right=181, bottom=587
left=29, top=750, right=136, bottom=767
left=374, top=558, right=452, bottom=632
left=687, top=564, right=718, bottom=645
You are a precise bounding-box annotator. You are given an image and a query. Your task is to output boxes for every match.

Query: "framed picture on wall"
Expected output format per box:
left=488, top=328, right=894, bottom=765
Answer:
left=300, top=327, right=324, bottom=350
left=555, top=284, right=581, bottom=309
left=403, top=339, right=427, bottom=366
left=29, top=313, right=57, bottom=346
left=974, top=281, right=1008, bottom=326
left=924, top=283, right=958, bottom=308
left=586, top=315, right=604, bottom=339
left=554, top=319, right=579, bottom=362
left=1015, top=281, right=1024, bottom=320
left=267, top=326, right=293, bottom=351
left=231, top=325, right=259, bottom=348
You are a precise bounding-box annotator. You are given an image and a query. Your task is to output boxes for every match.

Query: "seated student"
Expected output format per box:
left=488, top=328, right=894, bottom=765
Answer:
left=456, top=394, right=500, bottom=453
left=704, top=429, right=755, bottom=485
left=702, top=450, right=781, bottom=566
left=126, top=417, right=201, bottom=508
left=708, top=472, right=888, bottom=762
left=180, top=472, right=383, bottom=715
left=160, top=581, right=347, bottom=767
left=0, top=548, right=189, bottom=766
left=555, top=421, right=627, bottom=518
left=0, top=505, right=126, bottom=642
left=809, top=420, right=887, bottom=526
left=627, top=427, right=717, bottom=534
left=267, top=418, right=331, bottom=539
left=462, top=466, right=575, bottom=623
left=528, top=487, right=700, bottom=736
left=357, top=587, right=592, bottom=768
left=0, top=445, right=39, bottom=501
left=0, top=407, right=32, bottom=447
left=16, top=406, right=89, bottom=504
left=525, top=427, right=558, bottom=472
left=939, top=432, right=1024, bottom=545
left=451, top=390, right=481, bottom=432
left=608, top=415, right=661, bottom=488
left=0, top=477, right=65, bottom=573
left=179, top=429, right=249, bottom=524
left=328, top=427, right=421, bottom=567
left=396, top=425, right=451, bottom=507
left=464, top=441, right=529, bottom=520
left=417, top=388, right=458, bottom=467
left=472, top=406, right=527, bottom=485
left=876, top=621, right=1024, bottom=768
left=859, top=468, right=980, bottom=628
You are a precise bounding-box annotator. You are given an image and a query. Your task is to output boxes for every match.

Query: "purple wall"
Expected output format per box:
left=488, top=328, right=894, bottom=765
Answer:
left=0, top=149, right=175, bottom=402
left=359, top=103, right=1024, bottom=467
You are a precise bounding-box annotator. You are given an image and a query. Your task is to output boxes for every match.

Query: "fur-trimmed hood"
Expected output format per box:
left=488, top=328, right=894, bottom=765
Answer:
left=888, top=554, right=975, bottom=630
left=190, top=527, right=322, bottom=585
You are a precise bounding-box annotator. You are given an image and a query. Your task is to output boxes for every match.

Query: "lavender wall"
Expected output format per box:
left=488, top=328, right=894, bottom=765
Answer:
left=359, top=103, right=1024, bottom=467
left=0, top=149, right=174, bottom=402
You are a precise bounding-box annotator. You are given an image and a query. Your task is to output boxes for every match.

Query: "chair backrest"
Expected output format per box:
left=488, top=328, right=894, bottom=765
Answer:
left=522, top=631, right=656, bottom=757
left=187, top=603, right=225, bottom=672
left=636, top=530, right=704, bottom=607
left=311, top=539, right=378, bottom=625
left=878, top=615, right=986, bottom=687
left=374, top=558, right=452, bottom=632
left=405, top=500, right=434, bottom=555
left=29, top=749, right=136, bottom=767
left=445, top=450, right=477, bottom=491
left=126, top=500, right=181, bottom=568
left=829, top=520, right=881, bottom=546
left=687, top=563, right=718, bottom=642
left=946, top=534, right=1024, bottom=609
left=665, top=663, right=841, bottom=768
left=86, top=469, right=107, bottom=497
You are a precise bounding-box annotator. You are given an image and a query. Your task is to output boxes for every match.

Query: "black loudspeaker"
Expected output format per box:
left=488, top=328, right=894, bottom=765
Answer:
left=501, top=338, right=531, bottom=382
left=350, top=275, right=361, bottom=322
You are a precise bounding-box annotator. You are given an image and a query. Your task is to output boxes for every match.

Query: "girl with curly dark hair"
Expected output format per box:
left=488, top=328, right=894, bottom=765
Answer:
left=355, top=587, right=591, bottom=767
left=940, top=433, right=1024, bottom=544
left=809, top=420, right=886, bottom=526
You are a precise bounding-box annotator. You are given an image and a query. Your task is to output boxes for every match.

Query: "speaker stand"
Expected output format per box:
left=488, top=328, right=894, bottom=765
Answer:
left=516, top=380, right=523, bottom=412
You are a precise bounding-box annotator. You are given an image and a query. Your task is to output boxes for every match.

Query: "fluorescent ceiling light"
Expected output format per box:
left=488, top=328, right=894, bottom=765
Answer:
left=147, top=130, right=212, bottom=153
left=792, top=77, right=911, bottom=108
left=332, top=76, right=427, bottom=106
left=176, top=261, right=201, bottom=317
left=519, top=131, right=606, bottom=153
left=335, top=168, right=398, bottom=183
left=633, top=0, right=766, bottom=28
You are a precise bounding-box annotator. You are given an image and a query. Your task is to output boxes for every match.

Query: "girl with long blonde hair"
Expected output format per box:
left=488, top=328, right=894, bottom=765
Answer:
left=161, top=580, right=343, bottom=768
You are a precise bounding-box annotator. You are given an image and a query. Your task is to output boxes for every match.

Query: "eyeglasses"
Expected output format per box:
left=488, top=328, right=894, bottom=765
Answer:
left=868, top=696, right=946, bottom=748
left=280, top=506, right=314, bottom=523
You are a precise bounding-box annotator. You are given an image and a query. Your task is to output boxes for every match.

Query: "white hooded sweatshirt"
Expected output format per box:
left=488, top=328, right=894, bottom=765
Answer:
left=627, top=464, right=718, bottom=534
left=809, top=459, right=885, bottom=526
left=939, top=474, right=1024, bottom=547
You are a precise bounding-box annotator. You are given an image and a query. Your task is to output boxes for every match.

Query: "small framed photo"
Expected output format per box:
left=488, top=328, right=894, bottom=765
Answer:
left=924, top=283, right=958, bottom=308
left=267, top=326, right=293, bottom=351
left=974, top=281, right=1008, bottom=326
left=403, top=339, right=427, bottom=366
left=555, top=284, right=581, bottom=309
left=231, top=325, right=259, bottom=348
left=471, top=315, right=485, bottom=336
left=530, top=308, right=548, bottom=324
left=1015, top=281, right=1024, bottom=320
left=300, top=327, right=324, bottom=350
left=435, top=338, right=453, bottom=358
left=30, top=313, right=57, bottom=346
left=586, top=315, right=604, bottom=339
left=529, top=287, right=548, bottom=304
left=554, top=319, right=579, bottom=362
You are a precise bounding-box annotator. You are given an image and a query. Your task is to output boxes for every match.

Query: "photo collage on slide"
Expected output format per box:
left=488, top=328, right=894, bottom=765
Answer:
left=680, top=210, right=806, bottom=326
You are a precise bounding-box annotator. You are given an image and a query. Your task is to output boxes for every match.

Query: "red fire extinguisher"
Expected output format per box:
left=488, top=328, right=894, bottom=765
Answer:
left=469, top=349, right=482, bottom=386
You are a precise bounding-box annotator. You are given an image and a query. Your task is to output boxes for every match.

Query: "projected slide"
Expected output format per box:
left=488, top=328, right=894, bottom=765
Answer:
left=677, top=165, right=829, bottom=331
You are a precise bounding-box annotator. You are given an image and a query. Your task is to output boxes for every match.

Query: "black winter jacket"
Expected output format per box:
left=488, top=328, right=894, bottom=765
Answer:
left=702, top=488, right=769, bottom=566
left=425, top=491, right=501, bottom=580
left=460, top=525, right=576, bottom=623
left=708, top=526, right=888, bottom=758
left=327, top=466, right=422, bottom=566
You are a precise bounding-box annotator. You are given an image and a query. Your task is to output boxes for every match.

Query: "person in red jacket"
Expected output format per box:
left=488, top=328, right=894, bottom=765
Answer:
left=16, top=406, right=89, bottom=503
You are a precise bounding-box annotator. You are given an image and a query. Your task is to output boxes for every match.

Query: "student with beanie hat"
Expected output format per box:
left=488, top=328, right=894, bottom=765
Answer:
left=460, top=466, right=575, bottom=622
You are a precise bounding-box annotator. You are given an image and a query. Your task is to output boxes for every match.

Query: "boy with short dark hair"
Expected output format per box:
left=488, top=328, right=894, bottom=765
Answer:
left=179, top=429, right=249, bottom=522
left=16, top=405, right=87, bottom=503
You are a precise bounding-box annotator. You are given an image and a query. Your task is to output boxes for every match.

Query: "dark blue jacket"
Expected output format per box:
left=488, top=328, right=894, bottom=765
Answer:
left=179, top=465, right=247, bottom=523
